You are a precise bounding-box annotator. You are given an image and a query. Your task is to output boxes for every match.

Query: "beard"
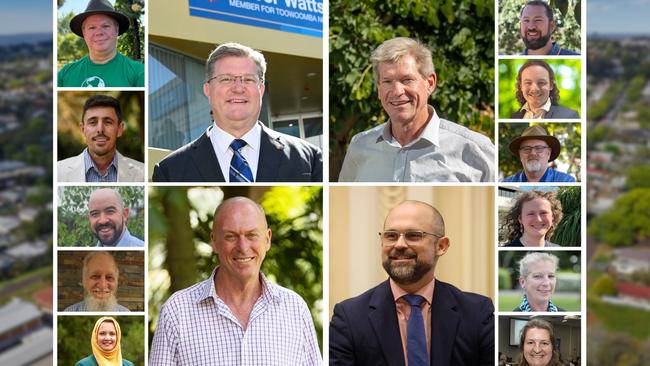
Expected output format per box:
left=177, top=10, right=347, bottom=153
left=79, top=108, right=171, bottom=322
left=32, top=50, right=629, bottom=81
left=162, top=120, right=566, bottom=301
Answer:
left=382, top=247, right=434, bottom=285
left=93, top=221, right=123, bottom=246
left=524, top=159, right=544, bottom=173
left=84, top=292, right=118, bottom=311
left=522, top=31, right=552, bottom=50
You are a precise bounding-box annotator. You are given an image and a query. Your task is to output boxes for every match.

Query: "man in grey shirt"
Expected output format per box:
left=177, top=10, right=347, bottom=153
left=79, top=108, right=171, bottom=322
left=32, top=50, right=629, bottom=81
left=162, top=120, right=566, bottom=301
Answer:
left=64, top=251, right=130, bottom=312
left=338, top=37, right=495, bottom=182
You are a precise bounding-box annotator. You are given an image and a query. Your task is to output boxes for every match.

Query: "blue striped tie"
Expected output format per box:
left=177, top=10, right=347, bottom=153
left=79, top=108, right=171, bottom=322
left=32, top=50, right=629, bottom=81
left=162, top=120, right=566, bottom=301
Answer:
left=229, top=139, right=254, bottom=182
left=404, top=294, right=428, bottom=366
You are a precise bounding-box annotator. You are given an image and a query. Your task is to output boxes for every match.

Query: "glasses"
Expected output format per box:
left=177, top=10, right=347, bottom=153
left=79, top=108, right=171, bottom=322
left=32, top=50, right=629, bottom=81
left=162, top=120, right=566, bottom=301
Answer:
left=206, top=74, right=262, bottom=86
left=379, top=231, right=442, bottom=246
left=519, top=145, right=549, bottom=154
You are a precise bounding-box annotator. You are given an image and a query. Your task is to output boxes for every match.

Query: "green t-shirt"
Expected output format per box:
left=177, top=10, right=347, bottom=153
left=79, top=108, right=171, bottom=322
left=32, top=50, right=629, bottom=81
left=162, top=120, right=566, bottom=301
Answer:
left=58, top=53, right=144, bottom=87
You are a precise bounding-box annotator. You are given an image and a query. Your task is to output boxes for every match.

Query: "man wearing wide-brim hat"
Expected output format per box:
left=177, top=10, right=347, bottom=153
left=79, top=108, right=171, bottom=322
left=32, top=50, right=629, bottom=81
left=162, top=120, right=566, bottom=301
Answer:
left=58, top=0, right=144, bottom=87
left=502, top=125, right=576, bottom=182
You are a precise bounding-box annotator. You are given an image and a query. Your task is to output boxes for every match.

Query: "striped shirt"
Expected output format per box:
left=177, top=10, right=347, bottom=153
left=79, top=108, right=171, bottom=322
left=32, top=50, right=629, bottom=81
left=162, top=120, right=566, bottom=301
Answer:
left=83, top=148, right=118, bottom=182
left=150, top=268, right=321, bottom=366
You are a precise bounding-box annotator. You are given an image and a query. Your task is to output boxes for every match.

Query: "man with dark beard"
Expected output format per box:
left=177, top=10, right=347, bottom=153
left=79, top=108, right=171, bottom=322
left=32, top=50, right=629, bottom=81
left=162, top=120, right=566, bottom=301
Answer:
left=88, top=188, right=143, bottom=247
left=502, top=125, right=576, bottom=182
left=65, top=251, right=130, bottom=312
left=329, top=200, right=494, bottom=366
left=519, top=0, right=579, bottom=55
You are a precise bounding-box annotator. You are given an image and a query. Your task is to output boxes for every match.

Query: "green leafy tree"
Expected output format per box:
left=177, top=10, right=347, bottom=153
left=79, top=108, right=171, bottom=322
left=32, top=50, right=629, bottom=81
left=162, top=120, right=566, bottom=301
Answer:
left=329, top=0, right=495, bottom=180
left=551, top=186, right=580, bottom=245
left=588, top=189, right=650, bottom=246
left=498, top=0, right=582, bottom=55
left=592, top=274, right=617, bottom=297
left=626, top=166, right=650, bottom=190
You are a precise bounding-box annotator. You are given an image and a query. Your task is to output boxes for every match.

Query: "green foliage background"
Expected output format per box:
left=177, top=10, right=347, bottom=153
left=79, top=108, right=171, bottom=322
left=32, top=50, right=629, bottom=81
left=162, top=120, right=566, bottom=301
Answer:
left=57, top=0, right=145, bottom=66
left=148, top=186, right=323, bottom=350
left=57, top=90, right=144, bottom=162
left=499, top=122, right=581, bottom=180
left=329, top=0, right=495, bottom=180
left=57, top=316, right=145, bottom=366
left=58, top=186, right=144, bottom=247
left=588, top=189, right=650, bottom=247
left=498, top=0, right=582, bottom=55
left=499, top=58, right=581, bottom=118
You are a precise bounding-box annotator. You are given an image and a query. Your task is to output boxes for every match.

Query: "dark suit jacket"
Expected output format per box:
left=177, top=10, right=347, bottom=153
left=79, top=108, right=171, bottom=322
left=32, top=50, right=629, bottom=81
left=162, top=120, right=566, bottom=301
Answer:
left=152, top=123, right=322, bottom=182
left=511, top=104, right=579, bottom=119
left=329, top=279, right=494, bottom=366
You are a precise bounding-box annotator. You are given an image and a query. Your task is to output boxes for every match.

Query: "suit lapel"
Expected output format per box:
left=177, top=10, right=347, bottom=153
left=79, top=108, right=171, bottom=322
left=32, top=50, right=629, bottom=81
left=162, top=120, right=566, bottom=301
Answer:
left=368, top=280, right=406, bottom=366
left=430, top=280, right=460, bottom=365
left=189, top=132, right=225, bottom=181
left=546, top=105, right=556, bottom=118
left=256, top=125, right=284, bottom=181
left=71, top=153, right=85, bottom=181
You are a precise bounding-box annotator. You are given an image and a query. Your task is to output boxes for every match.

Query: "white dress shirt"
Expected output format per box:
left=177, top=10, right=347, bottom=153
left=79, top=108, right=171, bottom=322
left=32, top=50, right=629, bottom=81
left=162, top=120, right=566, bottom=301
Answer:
left=208, top=122, right=261, bottom=182
left=338, top=106, right=495, bottom=182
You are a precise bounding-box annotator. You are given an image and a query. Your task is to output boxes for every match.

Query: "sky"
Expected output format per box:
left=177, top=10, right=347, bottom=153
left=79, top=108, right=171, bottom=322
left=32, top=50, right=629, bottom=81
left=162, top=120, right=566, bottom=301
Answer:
left=589, top=0, right=650, bottom=34
left=0, top=0, right=52, bottom=35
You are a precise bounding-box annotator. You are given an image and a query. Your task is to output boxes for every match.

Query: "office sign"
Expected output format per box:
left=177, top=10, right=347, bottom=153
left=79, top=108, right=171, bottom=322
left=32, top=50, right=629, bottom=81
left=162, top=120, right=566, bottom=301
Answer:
left=189, top=0, right=323, bottom=38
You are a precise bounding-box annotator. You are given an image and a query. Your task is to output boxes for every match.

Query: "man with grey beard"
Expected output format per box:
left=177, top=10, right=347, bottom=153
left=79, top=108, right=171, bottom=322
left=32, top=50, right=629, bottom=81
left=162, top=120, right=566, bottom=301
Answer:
left=502, top=125, right=576, bottom=182
left=64, top=251, right=130, bottom=312
left=329, top=200, right=494, bottom=366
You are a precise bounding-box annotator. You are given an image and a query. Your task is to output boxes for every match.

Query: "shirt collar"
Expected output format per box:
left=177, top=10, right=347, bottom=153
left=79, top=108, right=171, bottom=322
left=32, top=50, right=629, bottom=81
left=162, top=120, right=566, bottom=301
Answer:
left=389, top=277, right=435, bottom=305
left=379, top=105, right=440, bottom=148
left=521, top=97, right=552, bottom=115
left=209, top=121, right=261, bottom=155
left=83, top=148, right=118, bottom=174
left=196, top=267, right=280, bottom=304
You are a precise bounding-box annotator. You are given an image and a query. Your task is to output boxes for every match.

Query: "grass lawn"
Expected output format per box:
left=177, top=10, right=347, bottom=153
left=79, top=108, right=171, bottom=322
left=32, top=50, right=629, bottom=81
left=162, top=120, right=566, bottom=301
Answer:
left=588, top=296, right=650, bottom=339
left=499, top=292, right=581, bottom=311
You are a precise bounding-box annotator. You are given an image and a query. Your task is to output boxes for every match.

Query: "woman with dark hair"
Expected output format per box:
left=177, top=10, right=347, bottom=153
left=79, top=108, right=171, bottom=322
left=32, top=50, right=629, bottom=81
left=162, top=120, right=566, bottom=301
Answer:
left=511, top=59, right=579, bottom=119
left=501, top=190, right=563, bottom=247
left=75, top=317, right=134, bottom=366
left=517, top=319, right=563, bottom=366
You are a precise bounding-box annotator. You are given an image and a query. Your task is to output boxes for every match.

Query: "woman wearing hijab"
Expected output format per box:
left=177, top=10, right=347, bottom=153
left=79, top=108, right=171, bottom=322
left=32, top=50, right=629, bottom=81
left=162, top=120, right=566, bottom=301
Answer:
left=75, top=317, right=134, bottom=366
left=517, top=318, right=563, bottom=366
left=501, top=190, right=563, bottom=247
left=514, top=252, right=565, bottom=312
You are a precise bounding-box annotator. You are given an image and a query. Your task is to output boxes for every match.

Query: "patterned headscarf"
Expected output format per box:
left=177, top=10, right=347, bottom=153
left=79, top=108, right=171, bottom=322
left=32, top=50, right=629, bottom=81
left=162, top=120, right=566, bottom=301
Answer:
left=91, top=316, right=123, bottom=366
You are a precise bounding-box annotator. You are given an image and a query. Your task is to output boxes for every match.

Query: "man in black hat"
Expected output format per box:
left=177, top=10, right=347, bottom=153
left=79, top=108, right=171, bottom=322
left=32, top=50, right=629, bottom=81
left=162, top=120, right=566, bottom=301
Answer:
left=58, top=0, right=144, bottom=87
left=502, top=125, right=576, bottom=182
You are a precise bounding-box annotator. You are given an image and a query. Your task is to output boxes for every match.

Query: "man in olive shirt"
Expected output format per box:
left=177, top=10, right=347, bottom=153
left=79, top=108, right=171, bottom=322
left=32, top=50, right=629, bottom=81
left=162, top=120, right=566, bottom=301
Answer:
left=58, top=0, right=144, bottom=87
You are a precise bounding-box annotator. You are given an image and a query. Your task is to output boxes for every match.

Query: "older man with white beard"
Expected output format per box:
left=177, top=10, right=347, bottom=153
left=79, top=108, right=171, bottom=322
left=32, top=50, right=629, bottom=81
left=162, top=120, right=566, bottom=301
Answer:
left=65, top=251, right=130, bottom=312
left=502, top=125, right=575, bottom=182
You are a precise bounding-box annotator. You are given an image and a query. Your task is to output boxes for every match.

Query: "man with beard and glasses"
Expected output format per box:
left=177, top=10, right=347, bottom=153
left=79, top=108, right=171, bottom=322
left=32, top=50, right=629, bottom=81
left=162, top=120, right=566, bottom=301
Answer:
left=503, top=125, right=575, bottom=182
left=65, top=251, right=130, bottom=312
left=58, top=94, right=144, bottom=182
left=88, top=188, right=143, bottom=247
left=511, top=60, right=579, bottom=119
left=519, top=0, right=579, bottom=56
left=330, top=200, right=494, bottom=366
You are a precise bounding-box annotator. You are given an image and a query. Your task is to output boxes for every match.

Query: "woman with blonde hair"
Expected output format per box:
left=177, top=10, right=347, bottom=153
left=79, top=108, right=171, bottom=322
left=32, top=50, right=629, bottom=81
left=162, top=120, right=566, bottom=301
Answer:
left=75, top=317, right=134, bottom=366
left=514, top=252, right=565, bottom=312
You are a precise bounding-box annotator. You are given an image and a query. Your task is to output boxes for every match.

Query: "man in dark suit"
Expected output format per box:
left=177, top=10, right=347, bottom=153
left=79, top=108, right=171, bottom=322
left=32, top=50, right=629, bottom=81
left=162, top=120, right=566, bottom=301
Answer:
left=330, top=201, right=494, bottom=366
left=152, top=42, right=322, bottom=182
left=510, top=60, right=579, bottom=119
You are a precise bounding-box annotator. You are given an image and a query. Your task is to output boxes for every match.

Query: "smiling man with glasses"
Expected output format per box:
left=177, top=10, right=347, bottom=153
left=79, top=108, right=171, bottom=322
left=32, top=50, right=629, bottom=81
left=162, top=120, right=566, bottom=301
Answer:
left=330, top=200, right=494, bottom=366
left=503, top=125, right=576, bottom=182
left=152, top=42, right=322, bottom=182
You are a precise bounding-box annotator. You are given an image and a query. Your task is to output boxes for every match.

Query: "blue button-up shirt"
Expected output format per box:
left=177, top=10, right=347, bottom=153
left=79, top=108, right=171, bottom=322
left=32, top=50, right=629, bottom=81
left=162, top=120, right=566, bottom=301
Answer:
left=503, top=168, right=576, bottom=182
left=83, top=148, right=118, bottom=182
left=96, top=228, right=144, bottom=247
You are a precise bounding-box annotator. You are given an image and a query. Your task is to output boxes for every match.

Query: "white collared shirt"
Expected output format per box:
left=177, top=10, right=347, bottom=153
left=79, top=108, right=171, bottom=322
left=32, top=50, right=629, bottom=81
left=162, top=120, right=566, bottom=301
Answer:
left=208, top=121, right=261, bottom=182
left=521, top=98, right=552, bottom=119
left=338, top=106, right=495, bottom=182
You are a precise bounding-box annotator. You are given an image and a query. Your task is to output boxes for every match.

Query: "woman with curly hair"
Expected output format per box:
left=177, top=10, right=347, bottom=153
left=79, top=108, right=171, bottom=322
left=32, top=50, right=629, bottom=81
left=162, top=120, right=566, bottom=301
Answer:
left=501, top=190, right=562, bottom=247
left=517, top=318, right=563, bottom=366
